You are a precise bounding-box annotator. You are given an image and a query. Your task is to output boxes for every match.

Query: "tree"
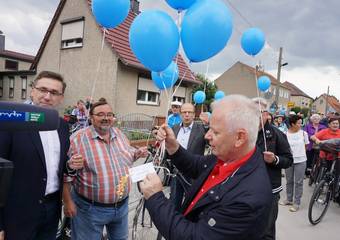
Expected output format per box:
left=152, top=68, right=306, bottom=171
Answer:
left=192, top=73, right=218, bottom=112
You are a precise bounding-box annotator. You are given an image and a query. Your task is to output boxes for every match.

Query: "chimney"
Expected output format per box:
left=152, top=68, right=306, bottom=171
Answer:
left=130, top=0, right=140, bottom=14
left=0, top=30, right=5, bottom=51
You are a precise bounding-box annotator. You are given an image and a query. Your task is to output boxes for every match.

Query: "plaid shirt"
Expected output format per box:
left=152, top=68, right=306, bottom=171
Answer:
left=65, top=126, right=136, bottom=203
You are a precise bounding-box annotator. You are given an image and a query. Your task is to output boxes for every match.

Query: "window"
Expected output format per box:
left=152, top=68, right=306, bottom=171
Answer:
left=137, top=77, right=160, bottom=105
left=9, top=76, right=14, bottom=98
left=21, top=76, right=27, bottom=99
left=172, top=86, right=186, bottom=104
left=272, top=88, right=276, bottom=96
left=279, top=89, right=283, bottom=97
left=172, top=96, right=185, bottom=103
left=284, top=91, right=289, bottom=99
left=137, top=90, right=159, bottom=105
left=0, top=77, right=3, bottom=97
left=320, top=99, right=323, bottom=105
left=5, top=60, right=18, bottom=70
left=61, top=17, right=84, bottom=49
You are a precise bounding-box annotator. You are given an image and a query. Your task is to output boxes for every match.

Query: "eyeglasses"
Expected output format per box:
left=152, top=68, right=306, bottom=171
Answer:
left=260, top=110, right=268, bottom=113
left=181, top=111, right=194, bottom=114
left=92, top=112, right=115, bottom=118
left=34, top=87, right=63, bottom=97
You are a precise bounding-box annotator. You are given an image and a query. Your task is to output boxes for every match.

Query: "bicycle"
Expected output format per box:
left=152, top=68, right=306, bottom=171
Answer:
left=131, top=143, right=192, bottom=240
left=308, top=138, right=340, bottom=225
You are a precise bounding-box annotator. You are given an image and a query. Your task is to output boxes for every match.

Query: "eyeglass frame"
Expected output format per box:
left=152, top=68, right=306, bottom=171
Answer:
left=33, top=86, right=64, bottom=97
left=91, top=112, right=115, bottom=118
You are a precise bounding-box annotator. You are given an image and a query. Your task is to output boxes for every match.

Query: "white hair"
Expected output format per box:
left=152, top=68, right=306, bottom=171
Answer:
left=251, top=97, right=269, bottom=111
left=212, top=95, right=260, bottom=147
left=310, top=113, right=321, bottom=121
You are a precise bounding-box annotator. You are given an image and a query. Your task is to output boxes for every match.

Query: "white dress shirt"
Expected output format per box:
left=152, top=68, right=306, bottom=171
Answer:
left=177, top=122, right=194, bottom=150
left=39, top=130, right=61, bottom=195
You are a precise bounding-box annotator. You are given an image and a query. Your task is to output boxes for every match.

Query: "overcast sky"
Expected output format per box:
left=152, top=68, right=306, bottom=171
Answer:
left=1, top=0, right=339, bottom=99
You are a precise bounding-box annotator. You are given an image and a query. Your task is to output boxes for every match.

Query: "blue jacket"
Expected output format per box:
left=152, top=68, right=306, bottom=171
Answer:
left=145, top=147, right=272, bottom=240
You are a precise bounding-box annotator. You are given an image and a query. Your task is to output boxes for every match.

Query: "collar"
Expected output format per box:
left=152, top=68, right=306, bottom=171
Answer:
left=215, top=147, right=256, bottom=175
left=181, top=121, right=194, bottom=129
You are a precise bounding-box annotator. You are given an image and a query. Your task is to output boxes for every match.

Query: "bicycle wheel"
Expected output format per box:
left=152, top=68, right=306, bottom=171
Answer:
left=56, top=216, right=71, bottom=240
left=131, top=199, right=153, bottom=240
left=308, top=179, right=332, bottom=225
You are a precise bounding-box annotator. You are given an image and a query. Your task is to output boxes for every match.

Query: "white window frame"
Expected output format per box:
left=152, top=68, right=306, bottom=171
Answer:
left=137, top=90, right=159, bottom=105
left=21, top=76, right=27, bottom=99
left=9, top=76, right=14, bottom=98
left=61, top=17, right=84, bottom=49
left=172, top=96, right=185, bottom=104
left=0, top=77, right=3, bottom=97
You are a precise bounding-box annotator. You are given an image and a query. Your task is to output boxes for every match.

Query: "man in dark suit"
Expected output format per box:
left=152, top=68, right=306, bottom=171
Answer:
left=140, top=95, right=272, bottom=240
left=170, top=103, right=208, bottom=209
left=0, top=71, right=82, bottom=240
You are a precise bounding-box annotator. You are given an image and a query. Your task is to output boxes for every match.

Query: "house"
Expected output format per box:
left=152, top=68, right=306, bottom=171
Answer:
left=0, top=31, right=35, bottom=100
left=0, top=0, right=199, bottom=117
left=312, top=94, right=340, bottom=114
left=281, top=81, right=313, bottom=109
left=215, top=61, right=291, bottom=110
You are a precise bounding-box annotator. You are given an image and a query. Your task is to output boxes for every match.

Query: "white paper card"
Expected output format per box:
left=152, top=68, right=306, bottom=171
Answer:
left=129, top=162, right=156, bottom=183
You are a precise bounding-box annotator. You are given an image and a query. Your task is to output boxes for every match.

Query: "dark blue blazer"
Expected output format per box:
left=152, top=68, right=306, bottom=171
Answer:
left=145, top=147, right=272, bottom=240
left=0, top=119, right=70, bottom=237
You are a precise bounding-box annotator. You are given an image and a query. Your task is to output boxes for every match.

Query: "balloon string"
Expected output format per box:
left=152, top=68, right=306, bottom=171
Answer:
left=201, top=60, right=210, bottom=112
left=89, top=28, right=106, bottom=106
left=254, top=65, right=267, bottom=152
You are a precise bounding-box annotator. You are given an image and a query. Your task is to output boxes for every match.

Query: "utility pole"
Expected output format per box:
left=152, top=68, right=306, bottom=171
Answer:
left=325, top=86, right=330, bottom=114
left=274, top=47, right=283, bottom=111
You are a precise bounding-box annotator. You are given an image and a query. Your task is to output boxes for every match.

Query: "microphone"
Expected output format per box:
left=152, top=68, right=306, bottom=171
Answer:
left=0, top=101, right=60, bottom=131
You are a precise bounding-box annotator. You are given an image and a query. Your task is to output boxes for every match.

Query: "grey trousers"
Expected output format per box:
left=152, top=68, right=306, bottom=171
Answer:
left=285, top=161, right=306, bottom=205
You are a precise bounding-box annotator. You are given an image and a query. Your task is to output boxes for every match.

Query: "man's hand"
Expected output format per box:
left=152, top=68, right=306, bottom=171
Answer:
left=139, top=173, right=163, bottom=200
left=68, top=154, right=84, bottom=170
left=156, top=124, right=179, bottom=155
left=263, top=151, right=276, bottom=164
left=63, top=199, right=77, bottom=218
left=0, top=230, right=4, bottom=240
left=135, top=146, right=148, bottom=159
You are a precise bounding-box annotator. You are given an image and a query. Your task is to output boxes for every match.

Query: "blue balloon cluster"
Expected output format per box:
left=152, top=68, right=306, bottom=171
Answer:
left=193, top=91, right=206, bottom=104
left=129, top=10, right=180, bottom=72
left=257, top=76, right=271, bottom=92
left=166, top=0, right=197, bottom=11
left=214, top=90, right=225, bottom=100
left=92, top=0, right=130, bottom=28
left=241, top=28, right=265, bottom=56
left=151, top=62, right=179, bottom=90
left=181, top=0, right=233, bottom=62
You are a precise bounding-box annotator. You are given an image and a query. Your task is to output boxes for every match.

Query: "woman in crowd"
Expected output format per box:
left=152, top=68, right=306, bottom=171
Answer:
left=304, top=114, right=327, bottom=176
left=281, top=115, right=309, bottom=212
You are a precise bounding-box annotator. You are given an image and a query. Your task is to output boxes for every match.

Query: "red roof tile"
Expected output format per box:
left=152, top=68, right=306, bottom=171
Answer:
left=32, top=0, right=198, bottom=84
left=319, top=94, right=340, bottom=113
left=0, top=50, right=35, bottom=62
left=281, top=81, right=312, bottom=99
left=102, top=10, right=197, bottom=84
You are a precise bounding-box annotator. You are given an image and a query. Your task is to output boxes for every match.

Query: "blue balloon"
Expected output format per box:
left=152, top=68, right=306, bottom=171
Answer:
left=129, top=10, right=180, bottom=72
left=151, top=62, right=179, bottom=90
left=214, top=90, right=225, bottom=100
left=181, top=0, right=233, bottom=62
left=193, top=91, right=206, bottom=104
left=166, top=0, right=197, bottom=11
left=241, top=28, right=265, bottom=56
left=92, top=0, right=130, bottom=28
left=257, top=76, right=271, bottom=92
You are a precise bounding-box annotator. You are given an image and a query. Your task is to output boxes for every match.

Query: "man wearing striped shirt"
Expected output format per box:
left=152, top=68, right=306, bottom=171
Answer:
left=62, top=100, right=147, bottom=240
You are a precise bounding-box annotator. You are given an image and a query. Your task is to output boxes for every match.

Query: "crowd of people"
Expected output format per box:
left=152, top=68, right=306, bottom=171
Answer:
left=0, top=69, right=339, bottom=240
